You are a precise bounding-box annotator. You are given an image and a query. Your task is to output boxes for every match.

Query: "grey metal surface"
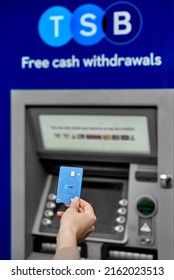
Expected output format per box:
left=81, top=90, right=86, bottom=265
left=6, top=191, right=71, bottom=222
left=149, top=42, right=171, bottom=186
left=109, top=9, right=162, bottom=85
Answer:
left=11, top=89, right=174, bottom=259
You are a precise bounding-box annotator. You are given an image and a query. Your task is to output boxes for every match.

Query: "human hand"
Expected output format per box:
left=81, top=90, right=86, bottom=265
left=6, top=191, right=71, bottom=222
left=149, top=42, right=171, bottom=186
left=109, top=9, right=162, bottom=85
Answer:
left=56, top=197, right=96, bottom=250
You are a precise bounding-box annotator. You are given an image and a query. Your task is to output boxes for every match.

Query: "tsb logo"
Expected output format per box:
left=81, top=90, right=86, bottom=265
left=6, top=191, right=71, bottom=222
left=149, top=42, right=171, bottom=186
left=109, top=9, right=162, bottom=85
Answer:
left=38, top=2, right=142, bottom=47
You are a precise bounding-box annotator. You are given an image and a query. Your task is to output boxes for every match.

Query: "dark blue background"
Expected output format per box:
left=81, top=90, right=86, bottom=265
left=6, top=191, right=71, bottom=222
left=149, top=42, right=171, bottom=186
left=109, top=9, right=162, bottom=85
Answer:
left=0, top=0, right=174, bottom=259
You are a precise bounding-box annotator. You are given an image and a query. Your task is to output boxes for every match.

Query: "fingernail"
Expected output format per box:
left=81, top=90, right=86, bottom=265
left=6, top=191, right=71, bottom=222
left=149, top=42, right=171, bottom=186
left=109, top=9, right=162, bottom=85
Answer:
left=72, top=196, right=79, bottom=202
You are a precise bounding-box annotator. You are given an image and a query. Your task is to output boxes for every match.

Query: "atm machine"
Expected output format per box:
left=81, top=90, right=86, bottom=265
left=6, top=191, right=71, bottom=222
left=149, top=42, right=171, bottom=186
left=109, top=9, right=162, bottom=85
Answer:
left=11, top=89, right=174, bottom=260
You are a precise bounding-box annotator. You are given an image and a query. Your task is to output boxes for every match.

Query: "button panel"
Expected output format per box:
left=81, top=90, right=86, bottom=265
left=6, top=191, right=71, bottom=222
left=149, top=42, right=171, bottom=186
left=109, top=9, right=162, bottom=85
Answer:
left=136, top=195, right=157, bottom=247
left=113, top=198, right=128, bottom=235
left=41, top=191, right=57, bottom=229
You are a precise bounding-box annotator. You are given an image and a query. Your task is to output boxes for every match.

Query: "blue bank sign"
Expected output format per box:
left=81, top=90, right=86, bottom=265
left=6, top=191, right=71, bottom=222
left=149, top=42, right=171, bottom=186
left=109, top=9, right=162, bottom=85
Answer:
left=0, top=0, right=174, bottom=260
left=38, top=2, right=143, bottom=46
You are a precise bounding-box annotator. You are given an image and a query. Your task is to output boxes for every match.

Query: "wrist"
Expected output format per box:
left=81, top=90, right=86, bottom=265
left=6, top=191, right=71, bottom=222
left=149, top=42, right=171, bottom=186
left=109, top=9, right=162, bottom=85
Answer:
left=57, top=226, right=77, bottom=250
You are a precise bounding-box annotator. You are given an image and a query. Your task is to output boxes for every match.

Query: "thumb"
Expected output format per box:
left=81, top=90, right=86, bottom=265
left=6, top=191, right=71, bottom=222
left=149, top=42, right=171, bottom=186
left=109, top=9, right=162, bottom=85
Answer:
left=70, top=197, right=80, bottom=210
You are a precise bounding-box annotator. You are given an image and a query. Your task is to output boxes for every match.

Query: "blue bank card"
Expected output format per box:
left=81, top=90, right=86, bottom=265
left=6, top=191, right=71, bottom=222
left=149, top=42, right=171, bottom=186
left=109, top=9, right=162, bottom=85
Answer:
left=56, top=166, right=83, bottom=204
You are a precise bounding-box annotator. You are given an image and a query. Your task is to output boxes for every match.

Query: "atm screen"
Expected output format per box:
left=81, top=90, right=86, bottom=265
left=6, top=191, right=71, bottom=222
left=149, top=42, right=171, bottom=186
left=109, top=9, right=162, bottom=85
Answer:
left=39, top=115, right=150, bottom=154
left=28, top=107, right=157, bottom=163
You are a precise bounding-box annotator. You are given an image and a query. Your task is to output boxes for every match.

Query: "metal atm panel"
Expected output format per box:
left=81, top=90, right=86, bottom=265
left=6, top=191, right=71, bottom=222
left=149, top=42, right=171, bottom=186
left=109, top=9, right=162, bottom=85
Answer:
left=11, top=89, right=174, bottom=260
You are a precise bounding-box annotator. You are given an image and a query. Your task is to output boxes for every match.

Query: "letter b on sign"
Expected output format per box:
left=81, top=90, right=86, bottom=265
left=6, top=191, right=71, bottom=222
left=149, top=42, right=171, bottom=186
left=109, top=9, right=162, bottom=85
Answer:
left=113, top=11, right=132, bottom=35
left=103, top=1, right=142, bottom=45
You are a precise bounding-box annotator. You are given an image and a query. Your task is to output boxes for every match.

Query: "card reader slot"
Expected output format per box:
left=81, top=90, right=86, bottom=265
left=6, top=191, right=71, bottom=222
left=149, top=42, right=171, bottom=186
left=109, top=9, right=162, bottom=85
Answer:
left=135, top=171, right=157, bottom=182
left=39, top=158, right=129, bottom=179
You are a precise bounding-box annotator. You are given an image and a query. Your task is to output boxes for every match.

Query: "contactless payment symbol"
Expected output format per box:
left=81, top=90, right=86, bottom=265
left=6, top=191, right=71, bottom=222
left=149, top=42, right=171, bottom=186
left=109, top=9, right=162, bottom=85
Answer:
left=56, top=166, right=83, bottom=204
left=64, top=185, right=74, bottom=189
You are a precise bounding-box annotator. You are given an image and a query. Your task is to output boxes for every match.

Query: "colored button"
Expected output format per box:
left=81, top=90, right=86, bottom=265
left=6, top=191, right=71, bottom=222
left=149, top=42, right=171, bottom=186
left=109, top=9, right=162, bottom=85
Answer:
left=137, top=196, right=156, bottom=217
